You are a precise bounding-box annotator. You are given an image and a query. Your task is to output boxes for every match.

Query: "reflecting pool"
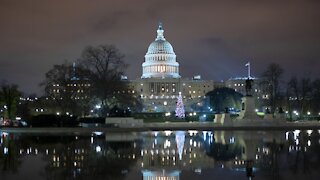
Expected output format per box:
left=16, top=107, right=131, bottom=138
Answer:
left=1, top=129, right=320, bottom=179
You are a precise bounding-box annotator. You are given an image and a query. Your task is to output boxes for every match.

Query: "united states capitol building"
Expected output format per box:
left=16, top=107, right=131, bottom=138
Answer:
left=128, top=23, right=266, bottom=113
left=129, top=24, right=218, bottom=113
left=37, top=23, right=264, bottom=116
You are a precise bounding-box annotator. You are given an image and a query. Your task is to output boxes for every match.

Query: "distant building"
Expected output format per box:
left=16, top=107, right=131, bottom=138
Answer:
left=32, top=63, right=92, bottom=116
left=50, top=63, right=92, bottom=101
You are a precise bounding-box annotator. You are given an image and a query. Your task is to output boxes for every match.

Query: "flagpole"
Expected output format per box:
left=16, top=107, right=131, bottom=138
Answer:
left=248, top=62, right=250, bottom=79
left=245, top=62, right=251, bottom=79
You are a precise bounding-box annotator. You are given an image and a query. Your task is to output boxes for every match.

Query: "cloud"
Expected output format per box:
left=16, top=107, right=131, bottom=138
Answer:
left=0, top=0, right=320, bottom=94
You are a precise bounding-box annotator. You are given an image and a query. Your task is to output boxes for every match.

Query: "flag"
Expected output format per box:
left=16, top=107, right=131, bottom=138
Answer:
left=245, top=62, right=250, bottom=66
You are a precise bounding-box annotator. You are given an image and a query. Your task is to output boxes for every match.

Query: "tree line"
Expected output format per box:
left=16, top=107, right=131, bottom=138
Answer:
left=1, top=45, right=320, bottom=120
left=205, top=62, right=320, bottom=120
left=260, top=63, right=320, bottom=119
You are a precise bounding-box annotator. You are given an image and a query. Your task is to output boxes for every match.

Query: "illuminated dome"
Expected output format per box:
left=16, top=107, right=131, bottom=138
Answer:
left=141, top=23, right=180, bottom=79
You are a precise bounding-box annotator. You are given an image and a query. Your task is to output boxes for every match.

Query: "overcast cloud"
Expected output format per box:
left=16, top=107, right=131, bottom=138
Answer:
left=1, top=0, right=320, bottom=94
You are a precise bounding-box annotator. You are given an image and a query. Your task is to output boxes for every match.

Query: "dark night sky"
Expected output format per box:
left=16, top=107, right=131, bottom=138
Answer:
left=1, top=0, right=320, bottom=95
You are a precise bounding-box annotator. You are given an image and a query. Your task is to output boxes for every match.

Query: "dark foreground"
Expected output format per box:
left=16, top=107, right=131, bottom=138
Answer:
left=1, top=128, right=320, bottom=180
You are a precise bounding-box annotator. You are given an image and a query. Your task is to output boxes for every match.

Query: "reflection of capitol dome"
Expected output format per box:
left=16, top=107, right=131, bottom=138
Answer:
left=142, top=170, right=180, bottom=180
left=141, top=23, right=180, bottom=79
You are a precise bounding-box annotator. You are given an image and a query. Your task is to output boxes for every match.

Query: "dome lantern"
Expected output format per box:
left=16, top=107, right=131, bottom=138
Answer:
left=156, top=22, right=165, bottom=40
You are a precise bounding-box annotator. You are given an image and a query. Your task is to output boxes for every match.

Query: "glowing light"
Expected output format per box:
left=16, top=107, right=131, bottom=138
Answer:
left=307, top=130, right=313, bottom=136
left=93, top=131, right=103, bottom=136
left=164, top=139, right=171, bottom=148
left=229, top=137, right=235, bottom=143
left=293, top=130, right=300, bottom=140
left=164, top=130, right=172, bottom=136
left=1, top=132, right=9, bottom=137
left=188, top=130, right=198, bottom=136
left=4, top=147, right=8, bottom=154
left=175, top=131, right=185, bottom=160
left=96, top=146, right=101, bottom=153
left=307, top=140, right=311, bottom=146
left=203, top=131, right=207, bottom=141
left=154, top=131, right=159, bottom=137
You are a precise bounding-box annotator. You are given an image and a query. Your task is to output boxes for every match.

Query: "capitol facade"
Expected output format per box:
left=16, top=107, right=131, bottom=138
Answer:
left=130, top=23, right=217, bottom=112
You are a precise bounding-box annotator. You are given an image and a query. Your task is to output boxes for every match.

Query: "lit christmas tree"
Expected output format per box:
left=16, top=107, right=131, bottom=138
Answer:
left=175, top=92, right=185, bottom=118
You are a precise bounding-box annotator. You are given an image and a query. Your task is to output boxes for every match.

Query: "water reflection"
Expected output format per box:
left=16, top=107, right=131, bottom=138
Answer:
left=0, top=129, right=320, bottom=179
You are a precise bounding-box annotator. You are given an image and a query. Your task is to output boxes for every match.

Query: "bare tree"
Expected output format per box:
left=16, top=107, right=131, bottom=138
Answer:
left=287, top=77, right=312, bottom=118
left=261, top=63, right=284, bottom=114
left=79, top=44, right=137, bottom=116
left=300, top=78, right=312, bottom=115
left=311, top=79, right=320, bottom=114
left=286, top=77, right=298, bottom=119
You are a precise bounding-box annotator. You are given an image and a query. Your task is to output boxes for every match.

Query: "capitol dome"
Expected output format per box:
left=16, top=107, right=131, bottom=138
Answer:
left=141, top=23, right=180, bottom=79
